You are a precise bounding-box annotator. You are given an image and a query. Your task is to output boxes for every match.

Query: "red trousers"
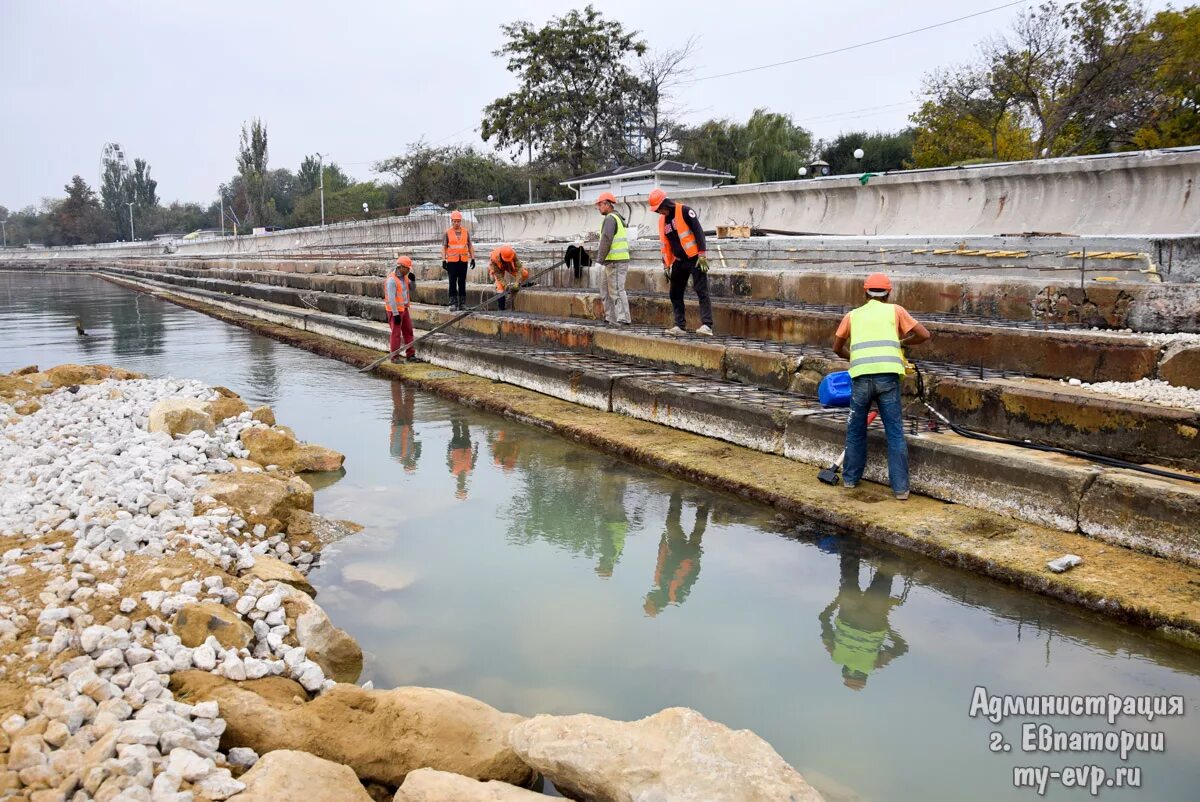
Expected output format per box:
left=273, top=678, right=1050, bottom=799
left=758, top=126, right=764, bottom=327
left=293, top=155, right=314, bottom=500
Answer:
left=387, top=309, right=414, bottom=358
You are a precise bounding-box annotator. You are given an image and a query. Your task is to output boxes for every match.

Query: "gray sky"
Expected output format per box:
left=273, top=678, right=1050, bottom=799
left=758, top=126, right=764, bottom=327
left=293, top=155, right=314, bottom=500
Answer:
left=0, top=0, right=1173, bottom=210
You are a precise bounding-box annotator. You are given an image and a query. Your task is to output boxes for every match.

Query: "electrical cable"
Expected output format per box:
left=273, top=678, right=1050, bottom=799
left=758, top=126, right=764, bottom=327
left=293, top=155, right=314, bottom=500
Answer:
left=911, top=362, right=1200, bottom=484
left=687, top=0, right=1029, bottom=84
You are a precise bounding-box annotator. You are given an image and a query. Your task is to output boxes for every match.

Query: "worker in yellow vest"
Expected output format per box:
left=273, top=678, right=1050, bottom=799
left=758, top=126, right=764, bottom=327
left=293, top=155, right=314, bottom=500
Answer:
left=648, top=188, right=713, bottom=336
left=594, top=192, right=631, bottom=326
left=442, top=210, right=475, bottom=311
left=832, top=273, right=931, bottom=499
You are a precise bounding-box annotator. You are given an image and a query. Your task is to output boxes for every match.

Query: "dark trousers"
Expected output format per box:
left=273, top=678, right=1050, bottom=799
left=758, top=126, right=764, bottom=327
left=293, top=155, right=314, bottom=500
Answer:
left=446, top=261, right=467, bottom=300
left=668, top=256, right=713, bottom=329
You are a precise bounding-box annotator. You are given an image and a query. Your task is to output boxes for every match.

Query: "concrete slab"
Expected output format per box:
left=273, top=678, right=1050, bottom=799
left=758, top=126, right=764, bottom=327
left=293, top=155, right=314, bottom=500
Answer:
left=1079, top=472, right=1200, bottom=565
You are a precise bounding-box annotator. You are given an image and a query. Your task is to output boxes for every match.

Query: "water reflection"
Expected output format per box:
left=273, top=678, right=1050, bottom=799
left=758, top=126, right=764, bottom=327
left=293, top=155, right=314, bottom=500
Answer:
left=389, top=382, right=422, bottom=473
left=643, top=491, right=707, bottom=617
left=818, top=543, right=909, bottom=691
left=447, top=416, right=478, bottom=499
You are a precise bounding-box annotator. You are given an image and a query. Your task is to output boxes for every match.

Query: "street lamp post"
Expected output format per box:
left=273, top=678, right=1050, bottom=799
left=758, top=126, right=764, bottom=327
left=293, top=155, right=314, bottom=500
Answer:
left=1, top=218, right=7, bottom=249
left=316, top=152, right=326, bottom=228
left=125, top=202, right=136, bottom=241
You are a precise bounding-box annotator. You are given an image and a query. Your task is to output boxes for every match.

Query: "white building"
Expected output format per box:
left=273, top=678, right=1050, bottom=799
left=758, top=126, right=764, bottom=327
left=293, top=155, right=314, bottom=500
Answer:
left=561, top=160, right=734, bottom=202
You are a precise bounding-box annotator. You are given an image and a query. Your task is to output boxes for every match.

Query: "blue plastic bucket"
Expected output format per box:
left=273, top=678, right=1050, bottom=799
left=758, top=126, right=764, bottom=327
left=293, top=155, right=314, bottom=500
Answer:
left=818, top=370, right=852, bottom=407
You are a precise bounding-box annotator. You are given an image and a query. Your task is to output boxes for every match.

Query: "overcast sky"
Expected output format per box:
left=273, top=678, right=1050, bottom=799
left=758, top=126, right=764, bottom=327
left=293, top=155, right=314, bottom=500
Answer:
left=0, top=0, right=1175, bottom=210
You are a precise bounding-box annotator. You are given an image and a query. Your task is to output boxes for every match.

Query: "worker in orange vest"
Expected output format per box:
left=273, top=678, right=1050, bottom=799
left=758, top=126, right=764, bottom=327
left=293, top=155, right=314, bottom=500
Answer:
left=385, top=256, right=415, bottom=362
left=442, top=210, right=475, bottom=311
left=648, top=188, right=713, bottom=337
left=487, top=244, right=528, bottom=311
left=389, top=381, right=422, bottom=473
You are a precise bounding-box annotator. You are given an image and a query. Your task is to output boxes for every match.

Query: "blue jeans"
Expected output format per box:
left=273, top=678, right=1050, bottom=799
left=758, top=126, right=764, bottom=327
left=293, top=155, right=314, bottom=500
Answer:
left=843, top=374, right=909, bottom=494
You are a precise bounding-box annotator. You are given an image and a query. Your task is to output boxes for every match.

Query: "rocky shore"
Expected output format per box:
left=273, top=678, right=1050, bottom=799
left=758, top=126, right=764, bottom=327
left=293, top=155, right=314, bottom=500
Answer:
left=0, top=365, right=823, bottom=801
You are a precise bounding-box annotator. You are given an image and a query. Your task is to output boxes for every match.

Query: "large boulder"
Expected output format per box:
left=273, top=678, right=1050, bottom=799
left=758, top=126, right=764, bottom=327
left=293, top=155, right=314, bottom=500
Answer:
left=287, top=510, right=363, bottom=544
left=201, top=472, right=314, bottom=531
left=240, top=427, right=345, bottom=473
left=244, top=555, right=315, bottom=597
left=148, top=398, right=216, bottom=437
left=278, top=585, right=362, bottom=682
left=228, top=749, right=373, bottom=802
left=507, top=707, right=824, bottom=802
left=1160, top=344, right=1200, bottom=390
left=394, top=768, right=544, bottom=801
left=170, top=673, right=533, bottom=789
left=173, top=601, right=254, bottom=650
left=206, top=396, right=251, bottom=423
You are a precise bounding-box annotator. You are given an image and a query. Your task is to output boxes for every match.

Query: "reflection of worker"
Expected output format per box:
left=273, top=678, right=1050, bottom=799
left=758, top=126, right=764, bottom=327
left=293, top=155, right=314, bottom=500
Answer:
left=446, top=418, right=478, bottom=500
left=488, top=245, right=529, bottom=311
left=643, top=491, right=708, bottom=616
left=819, top=549, right=908, bottom=691
left=489, top=429, right=520, bottom=474
left=388, top=382, right=422, bottom=473
left=596, top=476, right=630, bottom=578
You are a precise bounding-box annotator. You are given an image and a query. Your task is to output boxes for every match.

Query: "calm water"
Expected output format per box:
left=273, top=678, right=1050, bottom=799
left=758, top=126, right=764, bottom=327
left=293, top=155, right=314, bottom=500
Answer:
left=3, top=271, right=1200, bottom=801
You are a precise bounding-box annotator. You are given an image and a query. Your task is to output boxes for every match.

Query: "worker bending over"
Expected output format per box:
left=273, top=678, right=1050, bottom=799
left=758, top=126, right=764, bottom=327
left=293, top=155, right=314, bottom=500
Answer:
left=831, top=273, right=931, bottom=500
left=649, top=188, right=713, bottom=336
left=442, top=210, right=475, bottom=311
left=385, top=256, right=416, bottom=362
left=595, top=192, right=631, bottom=326
left=488, top=244, right=528, bottom=311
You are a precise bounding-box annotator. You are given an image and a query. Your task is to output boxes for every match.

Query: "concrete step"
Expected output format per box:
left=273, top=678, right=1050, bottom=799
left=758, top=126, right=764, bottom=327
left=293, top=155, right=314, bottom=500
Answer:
left=96, top=265, right=1200, bottom=472
left=98, top=270, right=1200, bottom=570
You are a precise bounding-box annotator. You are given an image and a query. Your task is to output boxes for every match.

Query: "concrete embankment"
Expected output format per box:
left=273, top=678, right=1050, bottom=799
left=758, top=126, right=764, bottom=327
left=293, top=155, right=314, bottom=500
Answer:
left=72, top=276, right=1200, bottom=645
left=0, top=365, right=827, bottom=800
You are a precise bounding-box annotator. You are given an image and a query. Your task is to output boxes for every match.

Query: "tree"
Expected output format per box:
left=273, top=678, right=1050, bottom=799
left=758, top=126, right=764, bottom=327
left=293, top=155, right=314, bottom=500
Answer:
left=818, top=130, right=916, bottom=175
left=1130, top=6, right=1200, bottom=148
left=54, top=176, right=112, bottom=245
left=481, top=5, right=647, bottom=176
left=375, top=142, right=539, bottom=207
left=296, top=155, right=351, bottom=196
left=630, top=37, right=698, bottom=161
left=678, top=109, right=813, bottom=183
left=237, top=118, right=273, bottom=226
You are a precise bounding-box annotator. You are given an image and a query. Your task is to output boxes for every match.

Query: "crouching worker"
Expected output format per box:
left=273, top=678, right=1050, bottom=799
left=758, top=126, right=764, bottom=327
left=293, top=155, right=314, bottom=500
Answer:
left=488, top=244, right=528, bottom=311
left=832, top=272, right=931, bottom=500
left=385, top=256, right=416, bottom=363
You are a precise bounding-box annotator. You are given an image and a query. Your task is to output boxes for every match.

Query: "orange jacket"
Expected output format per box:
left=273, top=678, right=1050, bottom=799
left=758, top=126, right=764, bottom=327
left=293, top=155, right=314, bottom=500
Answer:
left=443, top=226, right=473, bottom=262
left=658, top=204, right=700, bottom=267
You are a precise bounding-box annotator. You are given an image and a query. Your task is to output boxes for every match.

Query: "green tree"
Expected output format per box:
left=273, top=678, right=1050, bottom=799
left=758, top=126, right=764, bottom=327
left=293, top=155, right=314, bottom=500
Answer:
left=296, top=156, right=351, bottom=196
left=818, top=130, right=916, bottom=175
left=678, top=109, right=813, bottom=183
left=237, top=118, right=273, bottom=226
left=375, top=143, right=535, bottom=207
left=1130, top=6, right=1200, bottom=148
left=290, top=182, right=388, bottom=226
left=54, top=176, right=113, bottom=245
left=481, top=5, right=647, bottom=176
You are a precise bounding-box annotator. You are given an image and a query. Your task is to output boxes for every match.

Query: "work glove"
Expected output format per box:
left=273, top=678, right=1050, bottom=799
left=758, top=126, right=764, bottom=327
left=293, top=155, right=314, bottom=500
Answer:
left=697, top=255, right=710, bottom=273
left=662, top=261, right=671, bottom=277
left=469, top=258, right=476, bottom=270
left=441, top=261, right=449, bottom=272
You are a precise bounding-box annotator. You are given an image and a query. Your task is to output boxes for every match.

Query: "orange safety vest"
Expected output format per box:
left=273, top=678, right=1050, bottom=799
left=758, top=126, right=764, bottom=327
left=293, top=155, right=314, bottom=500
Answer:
left=385, top=270, right=410, bottom=315
left=445, top=227, right=471, bottom=262
left=657, top=204, right=699, bottom=267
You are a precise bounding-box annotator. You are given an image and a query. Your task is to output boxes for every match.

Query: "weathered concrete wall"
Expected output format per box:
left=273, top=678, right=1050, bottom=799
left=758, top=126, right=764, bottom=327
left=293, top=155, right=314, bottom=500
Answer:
left=2, top=147, right=1197, bottom=266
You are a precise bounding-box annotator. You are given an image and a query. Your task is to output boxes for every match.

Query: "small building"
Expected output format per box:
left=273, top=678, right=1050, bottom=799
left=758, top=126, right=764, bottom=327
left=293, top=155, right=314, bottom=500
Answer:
left=561, top=160, right=734, bottom=202
left=408, top=202, right=448, bottom=217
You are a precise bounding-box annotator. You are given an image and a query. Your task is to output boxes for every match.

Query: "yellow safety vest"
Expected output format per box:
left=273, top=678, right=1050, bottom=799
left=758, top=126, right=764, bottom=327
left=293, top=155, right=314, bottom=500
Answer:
left=602, top=213, right=629, bottom=261
left=831, top=616, right=888, bottom=676
left=848, top=300, right=905, bottom=378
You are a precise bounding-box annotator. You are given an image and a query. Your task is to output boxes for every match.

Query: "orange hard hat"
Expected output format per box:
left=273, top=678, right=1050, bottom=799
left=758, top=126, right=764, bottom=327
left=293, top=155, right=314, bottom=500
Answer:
left=450, top=210, right=463, bottom=221
left=595, top=191, right=617, bottom=206
left=647, top=188, right=667, bottom=210
left=395, top=255, right=413, bottom=268
left=863, top=272, right=892, bottom=292
left=499, top=244, right=516, bottom=262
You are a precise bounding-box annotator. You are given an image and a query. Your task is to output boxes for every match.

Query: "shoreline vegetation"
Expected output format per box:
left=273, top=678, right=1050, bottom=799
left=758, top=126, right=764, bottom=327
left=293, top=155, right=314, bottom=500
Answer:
left=0, top=364, right=823, bottom=801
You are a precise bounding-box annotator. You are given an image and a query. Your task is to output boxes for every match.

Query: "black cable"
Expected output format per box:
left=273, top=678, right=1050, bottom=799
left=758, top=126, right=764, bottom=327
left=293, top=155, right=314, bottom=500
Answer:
left=912, top=362, right=1200, bottom=485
